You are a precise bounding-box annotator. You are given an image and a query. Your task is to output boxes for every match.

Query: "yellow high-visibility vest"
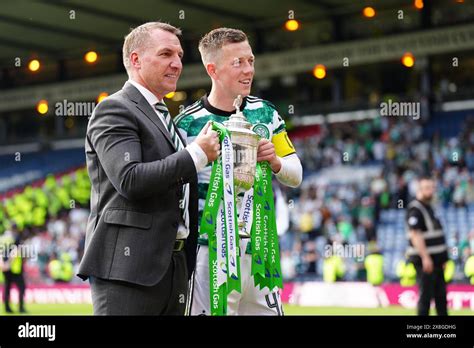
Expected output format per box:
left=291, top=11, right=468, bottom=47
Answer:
left=323, top=256, right=345, bottom=282
left=465, top=255, right=474, bottom=285
left=11, top=256, right=22, bottom=275
left=396, top=260, right=416, bottom=287
left=48, top=259, right=62, bottom=280
left=365, top=253, right=384, bottom=286
left=444, top=259, right=455, bottom=283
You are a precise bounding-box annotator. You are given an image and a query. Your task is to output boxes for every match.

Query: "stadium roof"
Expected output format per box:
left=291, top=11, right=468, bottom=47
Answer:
left=1, top=0, right=419, bottom=68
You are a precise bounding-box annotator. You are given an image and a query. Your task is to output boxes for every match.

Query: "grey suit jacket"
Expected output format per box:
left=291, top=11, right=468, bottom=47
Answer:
left=78, top=82, right=199, bottom=286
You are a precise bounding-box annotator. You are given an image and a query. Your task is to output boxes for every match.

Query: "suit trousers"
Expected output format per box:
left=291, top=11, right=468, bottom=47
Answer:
left=90, top=250, right=188, bottom=315
left=414, top=264, right=448, bottom=316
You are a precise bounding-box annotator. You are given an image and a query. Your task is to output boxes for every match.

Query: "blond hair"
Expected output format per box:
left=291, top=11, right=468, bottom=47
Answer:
left=122, top=22, right=181, bottom=75
left=198, top=27, right=248, bottom=65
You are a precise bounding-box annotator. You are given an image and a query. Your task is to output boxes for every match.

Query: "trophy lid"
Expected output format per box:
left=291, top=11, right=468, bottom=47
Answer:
left=223, top=95, right=252, bottom=131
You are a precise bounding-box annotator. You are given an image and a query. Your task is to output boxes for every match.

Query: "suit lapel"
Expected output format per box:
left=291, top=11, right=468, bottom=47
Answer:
left=122, top=82, right=176, bottom=149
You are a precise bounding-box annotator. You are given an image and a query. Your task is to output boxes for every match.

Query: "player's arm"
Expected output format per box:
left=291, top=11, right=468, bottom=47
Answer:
left=257, top=107, right=302, bottom=188
left=275, top=153, right=302, bottom=188
left=272, top=126, right=303, bottom=188
left=256, top=133, right=302, bottom=188
left=407, top=210, right=433, bottom=273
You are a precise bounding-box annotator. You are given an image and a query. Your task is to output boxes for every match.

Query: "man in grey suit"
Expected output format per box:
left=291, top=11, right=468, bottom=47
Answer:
left=78, top=22, right=220, bottom=315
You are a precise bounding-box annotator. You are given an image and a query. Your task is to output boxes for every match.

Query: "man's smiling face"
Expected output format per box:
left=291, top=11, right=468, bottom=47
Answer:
left=214, top=40, right=255, bottom=99
left=135, top=28, right=183, bottom=99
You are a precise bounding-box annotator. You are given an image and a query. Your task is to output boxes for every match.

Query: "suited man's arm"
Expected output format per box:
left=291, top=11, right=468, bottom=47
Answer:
left=88, top=98, right=196, bottom=200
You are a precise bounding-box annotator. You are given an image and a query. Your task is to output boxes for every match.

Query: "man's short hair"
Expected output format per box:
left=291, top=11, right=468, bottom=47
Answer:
left=122, top=22, right=181, bottom=75
left=418, top=175, right=433, bottom=183
left=417, top=175, right=435, bottom=193
left=198, top=27, right=248, bottom=65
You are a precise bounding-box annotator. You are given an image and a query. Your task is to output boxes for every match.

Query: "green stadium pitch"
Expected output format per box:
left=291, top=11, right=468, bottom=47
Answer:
left=283, top=305, right=474, bottom=316
left=1, top=304, right=473, bottom=315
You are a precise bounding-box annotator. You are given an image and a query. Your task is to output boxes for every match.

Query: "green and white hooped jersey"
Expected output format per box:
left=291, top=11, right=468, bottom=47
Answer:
left=175, top=95, right=296, bottom=240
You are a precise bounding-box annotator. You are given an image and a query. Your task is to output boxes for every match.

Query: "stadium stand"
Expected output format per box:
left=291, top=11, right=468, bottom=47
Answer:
left=0, top=0, right=473, bottom=299
left=281, top=113, right=474, bottom=284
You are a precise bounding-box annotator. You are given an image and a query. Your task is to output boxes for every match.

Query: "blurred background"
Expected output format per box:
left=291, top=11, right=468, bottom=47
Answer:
left=1, top=0, right=474, bottom=314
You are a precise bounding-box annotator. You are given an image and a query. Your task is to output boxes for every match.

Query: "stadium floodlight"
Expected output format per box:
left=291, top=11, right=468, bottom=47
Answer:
left=285, top=19, right=300, bottom=31
left=401, top=52, right=415, bottom=68
left=414, top=0, right=424, bottom=10
left=36, top=100, right=48, bottom=115
left=313, top=64, right=326, bottom=79
left=97, top=92, right=108, bottom=103
left=171, top=91, right=187, bottom=102
left=165, top=91, right=176, bottom=99
left=84, top=51, right=98, bottom=64
left=28, top=59, right=40, bottom=72
left=363, top=7, right=376, bottom=18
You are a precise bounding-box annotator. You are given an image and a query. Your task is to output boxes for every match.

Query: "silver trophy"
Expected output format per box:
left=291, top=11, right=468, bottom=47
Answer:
left=223, top=95, right=259, bottom=237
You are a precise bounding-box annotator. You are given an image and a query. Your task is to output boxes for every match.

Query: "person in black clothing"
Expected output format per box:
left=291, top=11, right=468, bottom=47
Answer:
left=406, top=176, right=449, bottom=316
left=1, top=231, right=27, bottom=314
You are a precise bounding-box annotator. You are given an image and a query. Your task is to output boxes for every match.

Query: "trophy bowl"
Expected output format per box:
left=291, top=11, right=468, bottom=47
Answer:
left=223, top=95, right=259, bottom=236
left=226, top=127, right=258, bottom=194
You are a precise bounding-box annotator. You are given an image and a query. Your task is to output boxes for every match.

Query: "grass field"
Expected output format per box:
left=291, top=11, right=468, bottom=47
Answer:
left=283, top=305, right=474, bottom=315
left=1, top=304, right=473, bottom=315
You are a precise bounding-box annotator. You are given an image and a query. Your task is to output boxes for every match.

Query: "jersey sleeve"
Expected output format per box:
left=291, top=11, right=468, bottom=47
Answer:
left=270, top=108, right=296, bottom=157
left=406, top=207, right=424, bottom=232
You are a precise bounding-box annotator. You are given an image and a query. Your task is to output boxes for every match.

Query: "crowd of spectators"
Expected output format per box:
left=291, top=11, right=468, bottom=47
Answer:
left=280, top=114, right=474, bottom=282
left=2, top=115, right=474, bottom=285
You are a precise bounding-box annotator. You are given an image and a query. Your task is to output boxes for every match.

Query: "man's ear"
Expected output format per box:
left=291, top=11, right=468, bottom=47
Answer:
left=130, top=52, right=140, bottom=69
left=206, top=62, right=217, bottom=80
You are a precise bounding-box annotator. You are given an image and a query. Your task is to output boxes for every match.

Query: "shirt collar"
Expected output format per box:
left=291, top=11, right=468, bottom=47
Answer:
left=128, top=79, right=164, bottom=107
left=202, top=94, right=247, bottom=117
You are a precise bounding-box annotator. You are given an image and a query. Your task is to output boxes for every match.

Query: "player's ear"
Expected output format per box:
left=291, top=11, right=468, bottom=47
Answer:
left=206, top=62, right=217, bottom=80
left=130, top=52, right=140, bottom=69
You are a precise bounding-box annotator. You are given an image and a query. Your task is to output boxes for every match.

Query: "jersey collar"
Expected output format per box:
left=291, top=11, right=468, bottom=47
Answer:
left=202, top=94, right=247, bottom=116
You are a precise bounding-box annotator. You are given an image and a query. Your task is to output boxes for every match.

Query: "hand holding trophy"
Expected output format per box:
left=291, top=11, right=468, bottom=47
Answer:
left=200, top=95, right=282, bottom=315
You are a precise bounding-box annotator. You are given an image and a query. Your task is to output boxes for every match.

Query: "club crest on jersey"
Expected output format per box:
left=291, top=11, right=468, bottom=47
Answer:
left=252, top=124, right=271, bottom=140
